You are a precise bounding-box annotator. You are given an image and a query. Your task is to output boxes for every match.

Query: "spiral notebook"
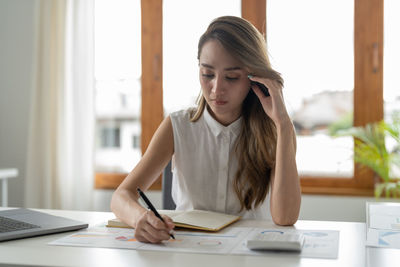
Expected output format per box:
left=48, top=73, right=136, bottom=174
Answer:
left=107, top=210, right=241, bottom=232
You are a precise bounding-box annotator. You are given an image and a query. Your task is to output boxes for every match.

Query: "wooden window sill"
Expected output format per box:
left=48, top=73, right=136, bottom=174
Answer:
left=95, top=172, right=162, bottom=191
left=94, top=172, right=374, bottom=196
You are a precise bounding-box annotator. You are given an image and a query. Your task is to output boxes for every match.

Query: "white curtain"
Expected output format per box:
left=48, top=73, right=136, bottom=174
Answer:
left=25, top=0, right=94, bottom=210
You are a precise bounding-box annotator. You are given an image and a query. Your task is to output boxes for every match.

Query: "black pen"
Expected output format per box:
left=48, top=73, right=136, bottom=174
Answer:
left=137, top=187, right=175, bottom=239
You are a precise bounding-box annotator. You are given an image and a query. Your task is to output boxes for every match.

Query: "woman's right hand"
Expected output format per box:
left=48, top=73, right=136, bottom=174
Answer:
left=134, top=210, right=175, bottom=243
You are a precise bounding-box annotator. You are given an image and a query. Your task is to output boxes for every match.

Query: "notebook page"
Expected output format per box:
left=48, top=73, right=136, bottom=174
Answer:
left=172, top=210, right=240, bottom=230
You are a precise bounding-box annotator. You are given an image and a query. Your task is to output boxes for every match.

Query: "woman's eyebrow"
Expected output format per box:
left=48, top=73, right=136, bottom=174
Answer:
left=200, top=63, right=214, bottom=69
left=200, top=63, right=241, bottom=71
left=224, top=66, right=241, bottom=71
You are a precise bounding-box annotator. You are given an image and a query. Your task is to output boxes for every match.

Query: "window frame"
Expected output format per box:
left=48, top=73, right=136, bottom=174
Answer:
left=95, top=0, right=384, bottom=196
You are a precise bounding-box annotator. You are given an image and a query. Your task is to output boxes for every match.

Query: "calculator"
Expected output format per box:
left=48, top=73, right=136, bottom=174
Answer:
left=245, top=232, right=305, bottom=251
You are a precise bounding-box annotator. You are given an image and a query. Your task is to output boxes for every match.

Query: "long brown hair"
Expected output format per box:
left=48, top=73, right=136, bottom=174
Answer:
left=191, top=16, right=283, bottom=211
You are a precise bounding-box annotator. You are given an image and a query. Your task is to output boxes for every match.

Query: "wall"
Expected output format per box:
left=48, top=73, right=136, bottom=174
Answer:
left=0, top=0, right=36, bottom=207
left=300, top=195, right=378, bottom=222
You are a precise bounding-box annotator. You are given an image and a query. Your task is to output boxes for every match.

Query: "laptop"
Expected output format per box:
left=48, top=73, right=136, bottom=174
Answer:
left=0, top=208, right=88, bottom=242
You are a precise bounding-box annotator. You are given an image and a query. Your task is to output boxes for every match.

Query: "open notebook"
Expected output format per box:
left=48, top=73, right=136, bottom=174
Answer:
left=107, top=210, right=241, bottom=232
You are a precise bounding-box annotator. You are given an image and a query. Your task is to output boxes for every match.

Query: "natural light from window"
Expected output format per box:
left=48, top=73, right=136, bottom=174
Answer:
left=384, top=0, right=400, bottom=119
left=94, top=0, right=141, bottom=173
left=94, top=1, right=399, bottom=178
left=267, top=0, right=354, bottom=177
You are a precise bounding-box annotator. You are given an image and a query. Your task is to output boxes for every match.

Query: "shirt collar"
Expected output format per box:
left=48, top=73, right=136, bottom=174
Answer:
left=203, top=106, right=242, bottom=137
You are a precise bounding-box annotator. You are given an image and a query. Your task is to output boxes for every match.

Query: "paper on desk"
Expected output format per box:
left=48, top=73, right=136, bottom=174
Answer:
left=366, top=202, right=400, bottom=248
left=49, top=226, right=339, bottom=259
left=49, top=226, right=250, bottom=254
left=367, top=228, right=400, bottom=249
left=368, top=203, right=400, bottom=230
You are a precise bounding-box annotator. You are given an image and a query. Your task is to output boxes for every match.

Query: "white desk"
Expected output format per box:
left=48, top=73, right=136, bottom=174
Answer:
left=0, top=208, right=395, bottom=267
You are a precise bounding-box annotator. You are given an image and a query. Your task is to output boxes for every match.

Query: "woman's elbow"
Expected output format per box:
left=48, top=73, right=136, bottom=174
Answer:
left=110, top=189, right=121, bottom=213
left=272, top=216, right=299, bottom=226
left=271, top=207, right=300, bottom=226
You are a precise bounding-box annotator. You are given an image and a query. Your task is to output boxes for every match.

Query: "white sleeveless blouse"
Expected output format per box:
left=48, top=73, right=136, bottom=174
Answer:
left=169, top=108, right=271, bottom=220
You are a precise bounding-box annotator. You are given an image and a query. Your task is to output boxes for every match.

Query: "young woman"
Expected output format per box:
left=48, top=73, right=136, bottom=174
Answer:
left=111, top=16, right=301, bottom=244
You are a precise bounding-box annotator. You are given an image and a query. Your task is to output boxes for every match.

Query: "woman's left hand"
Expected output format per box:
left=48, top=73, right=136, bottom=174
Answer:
left=248, top=75, right=291, bottom=127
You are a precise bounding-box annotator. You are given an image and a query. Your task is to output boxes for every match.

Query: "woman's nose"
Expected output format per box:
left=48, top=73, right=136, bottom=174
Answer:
left=211, top=76, right=225, bottom=96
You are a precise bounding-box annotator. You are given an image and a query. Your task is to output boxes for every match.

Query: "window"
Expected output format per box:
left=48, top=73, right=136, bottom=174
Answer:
left=384, top=0, right=400, bottom=118
left=94, top=0, right=141, bottom=173
left=299, top=0, right=384, bottom=195
left=132, top=135, right=140, bottom=149
left=95, top=0, right=384, bottom=195
left=267, top=0, right=354, bottom=178
left=100, top=127, right=120, bottom=148
left=384, top=0, right=400, bottom=180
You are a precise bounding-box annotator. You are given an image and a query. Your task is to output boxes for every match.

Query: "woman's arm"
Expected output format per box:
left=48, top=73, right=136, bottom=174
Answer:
left=269, top=120, right=301, bottom=225
left=249, top=75, right=301, bottom=225
left=110, top=115, right=175, bottom=242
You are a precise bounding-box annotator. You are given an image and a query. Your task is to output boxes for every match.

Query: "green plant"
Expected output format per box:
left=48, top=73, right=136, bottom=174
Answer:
left=328, top=112, right=353, bottom=136
left=335, top=112, right=400, bottom=198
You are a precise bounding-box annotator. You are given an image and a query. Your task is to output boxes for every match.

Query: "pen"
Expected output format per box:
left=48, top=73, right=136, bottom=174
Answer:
left=137, top=187, right=175, bottom=239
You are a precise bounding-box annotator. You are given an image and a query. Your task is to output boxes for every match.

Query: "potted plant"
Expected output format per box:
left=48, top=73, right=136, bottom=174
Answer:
left=335, top=112, right=400, bottom=198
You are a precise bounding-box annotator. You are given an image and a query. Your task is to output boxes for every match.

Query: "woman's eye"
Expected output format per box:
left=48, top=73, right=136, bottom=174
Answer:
left=202, top=74, right=214, bottom=79
left=226, top=77, right=239, bottom=81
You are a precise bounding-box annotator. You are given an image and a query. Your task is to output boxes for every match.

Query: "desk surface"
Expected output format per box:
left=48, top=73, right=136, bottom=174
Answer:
left=0, top=208, right=397, bottom=267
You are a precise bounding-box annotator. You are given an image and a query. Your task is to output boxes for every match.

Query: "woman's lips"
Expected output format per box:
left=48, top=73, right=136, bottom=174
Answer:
left=215, top=100, right=227, bottom=105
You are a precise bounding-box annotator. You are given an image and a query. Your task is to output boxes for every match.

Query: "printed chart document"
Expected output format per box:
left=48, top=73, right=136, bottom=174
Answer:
left=366, top=202, right=400, bottom=249
left=107, top=210, right=241, bottom=232
left=49, top=226, right=339, bottom=259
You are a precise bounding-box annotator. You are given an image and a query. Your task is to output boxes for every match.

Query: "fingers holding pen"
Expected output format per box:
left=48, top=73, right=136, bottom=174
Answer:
left=147, top=212, right=175, bottom=233
left=134, top=211, right=159, bottom=243
left=147, top=212, right=175, bottom=240
left=135, top=211, right=174, bottom=243
left=161, top=214, right=176, bottom=231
